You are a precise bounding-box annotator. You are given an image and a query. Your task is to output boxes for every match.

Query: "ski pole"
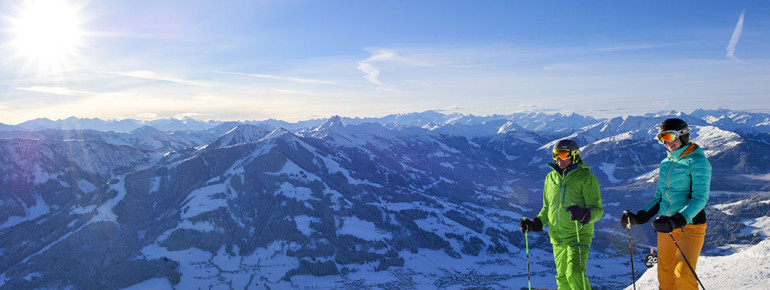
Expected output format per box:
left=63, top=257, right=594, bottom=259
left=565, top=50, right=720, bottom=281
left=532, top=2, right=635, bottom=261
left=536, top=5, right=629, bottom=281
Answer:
left=575, top=221, right=587, bottom=290
left=523, top=217, right=531, bottom=290
left=667, top=232, right=706, bottom=290
left=624, top=211, right=637, bottom=290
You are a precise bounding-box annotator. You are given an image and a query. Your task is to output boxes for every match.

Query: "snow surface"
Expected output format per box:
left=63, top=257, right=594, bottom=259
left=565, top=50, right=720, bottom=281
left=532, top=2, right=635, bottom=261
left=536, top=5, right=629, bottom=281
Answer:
left=147, top=177, right=162, bottom=194
left=181, top=183, right=230, bottom=219
left=293, top=215, right=319, bottom=236
left=0, top=196, right=50, bottom=230
left=77, top=179, right=96, bottom=193
left=120, top=278, right=172, bottom=290
left=627, top=239, right=770, bottom=290
left=277, top=182, right=318, bottom=201
left=692, top=125, right=742, bottom=157
left=742, top=172, right=770, bottom=182
left=594, top=131, right=635, bottom=144
left=140, top=241, right=301, bottom=289
left=599, top=162, right=622, bottom=184
left=315, top=153, right=383, bottom=187
left=267, top=159, right=322, bottom=183
left=337, top=216, right=392, bottom=241
left=69, top=204, right=96, bottom=215
left=740, top=216, right=770, bottom=238
left=89, top=178, right=128, bottom=224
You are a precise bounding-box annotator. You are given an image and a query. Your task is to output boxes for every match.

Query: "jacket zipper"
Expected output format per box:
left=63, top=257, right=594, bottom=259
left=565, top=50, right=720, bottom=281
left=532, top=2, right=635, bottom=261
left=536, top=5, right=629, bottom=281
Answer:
left=557, top=167, right=572, bottom=244
left=664, top=155, right=675, bottom=216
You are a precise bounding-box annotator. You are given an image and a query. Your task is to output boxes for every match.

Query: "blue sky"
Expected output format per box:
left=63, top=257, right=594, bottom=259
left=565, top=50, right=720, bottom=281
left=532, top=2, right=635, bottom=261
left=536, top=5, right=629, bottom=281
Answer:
left=0, top=0, right=769, bottom=124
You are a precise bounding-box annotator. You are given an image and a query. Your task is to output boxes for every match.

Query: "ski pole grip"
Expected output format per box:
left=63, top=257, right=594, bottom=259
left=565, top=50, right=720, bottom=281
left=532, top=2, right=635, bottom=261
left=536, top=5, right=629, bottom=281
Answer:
left=623, top=210, right=632, bottom=229
left=522, top=217, right=528, bottom=232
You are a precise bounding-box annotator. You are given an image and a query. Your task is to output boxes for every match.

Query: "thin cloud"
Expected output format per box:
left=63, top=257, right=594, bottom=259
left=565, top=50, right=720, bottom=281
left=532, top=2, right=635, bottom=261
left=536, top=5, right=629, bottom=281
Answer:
left=543, top=63, right=584, bottom=72
left=220, top=71, right=337, bottom=85
left=598, top=41, right=694, bottom=53
left=174, top=113, right=211, bottom=120
left=115, top=70, right=204, bottom=86
left=357, top=49, right=399, bottom=86
left=516, top=103, right=547, bottom=111
left=599, top=44, right=665, bottom=52
left=136, top=113, right=158, bottom=119
left=357, top=62, right=382, bottom=85
left=17, top=86, right=93, bottom=96
left=726, top=10, right=746, bottom=61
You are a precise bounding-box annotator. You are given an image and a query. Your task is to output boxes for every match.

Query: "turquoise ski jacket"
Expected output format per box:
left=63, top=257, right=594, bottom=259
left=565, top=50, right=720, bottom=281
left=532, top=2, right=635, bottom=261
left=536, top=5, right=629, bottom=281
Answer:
left=536, top=161, right=603, bottom=246
left=643, top=143, right=712, bottom=223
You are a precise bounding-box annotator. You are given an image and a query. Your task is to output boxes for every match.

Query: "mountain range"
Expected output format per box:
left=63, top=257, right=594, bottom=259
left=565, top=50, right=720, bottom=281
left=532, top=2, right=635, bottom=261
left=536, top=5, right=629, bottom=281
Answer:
left=1, top=109, right=769, bottom=289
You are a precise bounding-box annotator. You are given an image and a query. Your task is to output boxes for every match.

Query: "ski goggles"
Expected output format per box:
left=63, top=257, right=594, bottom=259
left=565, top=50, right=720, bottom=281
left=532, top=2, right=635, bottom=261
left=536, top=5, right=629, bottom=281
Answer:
left=656, top=128, right=689, bottom=143
left=552, top=149, right=573, bottom=160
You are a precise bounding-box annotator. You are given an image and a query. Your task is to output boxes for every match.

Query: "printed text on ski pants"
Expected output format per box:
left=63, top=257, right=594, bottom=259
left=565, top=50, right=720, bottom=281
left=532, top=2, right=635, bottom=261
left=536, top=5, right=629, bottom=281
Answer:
left=657, top=223, right=706, bottom=290
left=552, top=243, right=590, bottom=290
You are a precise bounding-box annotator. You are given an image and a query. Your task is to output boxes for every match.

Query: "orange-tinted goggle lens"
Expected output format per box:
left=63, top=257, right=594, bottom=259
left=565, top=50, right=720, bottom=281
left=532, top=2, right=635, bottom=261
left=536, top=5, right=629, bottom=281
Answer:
left=657, top=131, right=677, bottom=143
left=552, top=149, right=571, bottom=160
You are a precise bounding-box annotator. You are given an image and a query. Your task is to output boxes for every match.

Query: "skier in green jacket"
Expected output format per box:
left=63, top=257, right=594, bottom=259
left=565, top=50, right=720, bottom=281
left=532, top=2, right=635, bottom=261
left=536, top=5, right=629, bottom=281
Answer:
left=521, top=139, right=604, bottom=290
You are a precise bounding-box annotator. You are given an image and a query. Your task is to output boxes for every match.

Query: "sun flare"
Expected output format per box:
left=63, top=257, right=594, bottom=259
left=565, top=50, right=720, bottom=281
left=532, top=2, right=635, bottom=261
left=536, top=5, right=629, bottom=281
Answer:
left=5, top=0, right=85, bottom=73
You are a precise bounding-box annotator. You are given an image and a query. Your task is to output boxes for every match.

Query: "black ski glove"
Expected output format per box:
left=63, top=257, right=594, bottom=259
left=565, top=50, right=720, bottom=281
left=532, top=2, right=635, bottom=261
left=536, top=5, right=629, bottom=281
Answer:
left=620, top=210, right=637, bottom=229
left=520, top=217, right=543, bottom=233
left=621, top=209, right=654, bottom=229
left=634, top=209, right=654, bottom=224
left=652, top=212, right=687, bottom=233
left=565, top=205, right=591, bottom=225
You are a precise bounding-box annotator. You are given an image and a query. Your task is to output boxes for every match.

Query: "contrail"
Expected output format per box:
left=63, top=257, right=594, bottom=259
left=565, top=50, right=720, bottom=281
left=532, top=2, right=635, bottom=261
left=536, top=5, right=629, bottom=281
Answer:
left=726, top=10, right=745, bottom=60
left=358, top=50, right=397, bottom=86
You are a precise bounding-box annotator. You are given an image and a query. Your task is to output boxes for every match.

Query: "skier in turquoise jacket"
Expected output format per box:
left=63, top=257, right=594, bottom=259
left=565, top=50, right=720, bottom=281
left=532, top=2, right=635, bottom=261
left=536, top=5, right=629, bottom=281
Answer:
left=521, top=139, right=603, bottom=290
left=621, top=118, right=712, bottom=289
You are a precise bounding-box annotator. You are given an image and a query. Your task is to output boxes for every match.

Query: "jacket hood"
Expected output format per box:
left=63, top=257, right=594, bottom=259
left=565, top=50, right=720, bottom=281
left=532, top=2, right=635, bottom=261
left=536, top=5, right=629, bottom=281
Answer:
left=548, top=160, right=590, bottom=173
left=667, top=142, right=702, bottom=160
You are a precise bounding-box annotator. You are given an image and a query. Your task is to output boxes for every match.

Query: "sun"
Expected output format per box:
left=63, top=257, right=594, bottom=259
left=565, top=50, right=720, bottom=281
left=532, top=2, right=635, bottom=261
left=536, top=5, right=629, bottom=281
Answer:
left=4, top=0, right=86, bottom=73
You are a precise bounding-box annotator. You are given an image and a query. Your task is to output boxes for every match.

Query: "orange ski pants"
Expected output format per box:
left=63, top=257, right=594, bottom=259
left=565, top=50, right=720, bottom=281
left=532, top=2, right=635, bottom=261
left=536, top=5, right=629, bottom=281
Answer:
left=656, top=223, right=706, bottom=290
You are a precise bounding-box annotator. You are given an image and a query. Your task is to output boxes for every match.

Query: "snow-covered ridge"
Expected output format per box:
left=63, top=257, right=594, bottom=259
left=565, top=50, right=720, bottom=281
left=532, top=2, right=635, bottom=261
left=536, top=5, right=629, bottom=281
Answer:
left=692, top=125, right=742, bottom=157
left=2, top=108, right=770, bottom=289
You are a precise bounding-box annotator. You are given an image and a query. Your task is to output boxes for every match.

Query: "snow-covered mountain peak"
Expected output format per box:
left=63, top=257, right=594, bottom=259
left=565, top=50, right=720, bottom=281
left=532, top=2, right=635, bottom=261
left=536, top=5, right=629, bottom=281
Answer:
left=379, top=110, right=463, bottom=128
left=646, top=110, right=686, bottom=118
left=421, top=122, right=441, bottom=130
left=262, top=127, right=296, bottom=141
left=17, top=117, right=60, bottom=130
left=497, top=121, right=519, bottom=134
left=205, top=124, right=272, bottom=149
left=303, top=115, right=350, bottom=140
left=506, top=111, right=601, bottom=133
left=130, top=125, right=164, bottom=136
left=444, top=114, right=467, bottom=125
left=690, top=109, right=770, bottom=134
left=172, top=115, right=194, bottom=122
left=145, top=117, right=218, bottom=132
left=317, top=115, right=345, bottom=131
left=692, top=125, right=743, bottom=157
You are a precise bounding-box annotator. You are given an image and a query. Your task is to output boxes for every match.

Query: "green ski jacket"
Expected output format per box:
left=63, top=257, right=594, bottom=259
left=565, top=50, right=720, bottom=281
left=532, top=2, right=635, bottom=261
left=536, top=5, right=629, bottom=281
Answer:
left=643, top=143, right=712, bottom=224
left=536, top=161, right=603, bottom=246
